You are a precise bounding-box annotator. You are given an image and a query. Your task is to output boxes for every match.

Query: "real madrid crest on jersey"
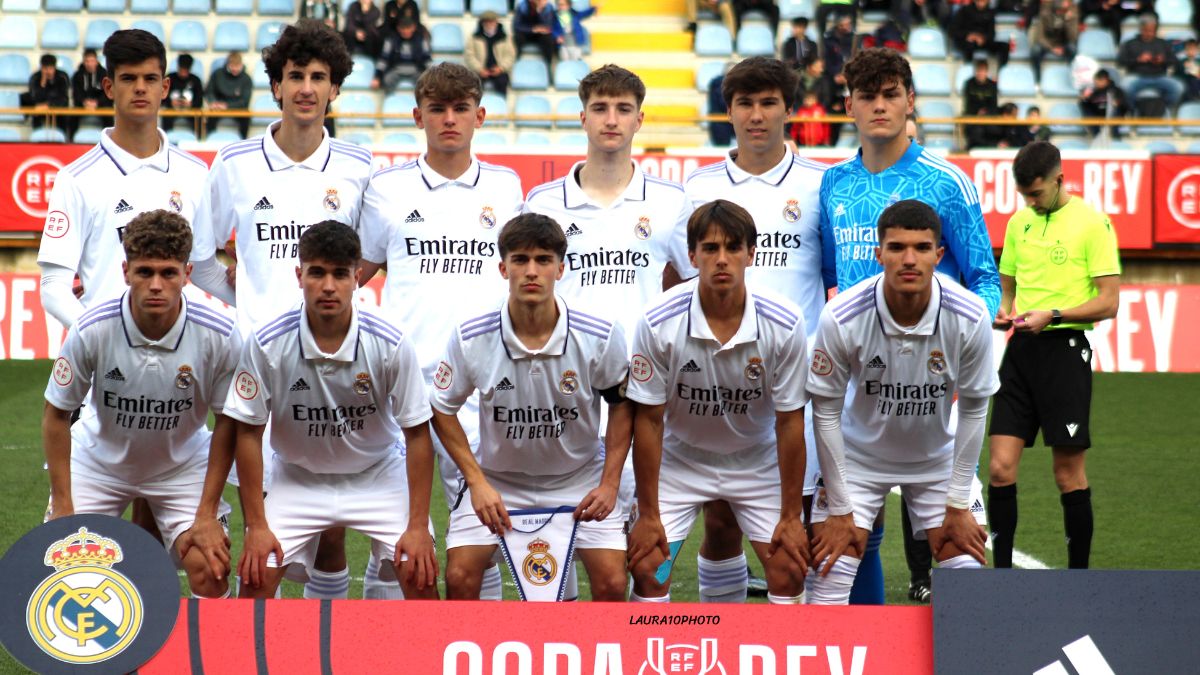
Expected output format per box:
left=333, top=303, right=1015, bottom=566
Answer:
left=928, top=350, right=947, bottom=375
left=174, top=365, right=193, bottom=389
left=782, top=199, right=801, bottom=223
left=323, top=188, right=341, bottom=212
left=167, top=191, right=183, bottom=213
left=480, top=206, right=497, bottom=229
left=634, top=216, right=651, bottom=240
left=744, top=356, right=764, bottom=381
left=558, top=370, right=578, bottom=395
left=354, top=372, right=371, bottom=395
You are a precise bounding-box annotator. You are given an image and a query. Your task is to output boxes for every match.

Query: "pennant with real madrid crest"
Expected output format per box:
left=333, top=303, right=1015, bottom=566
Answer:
left=498, top=506, right=579, bottom=601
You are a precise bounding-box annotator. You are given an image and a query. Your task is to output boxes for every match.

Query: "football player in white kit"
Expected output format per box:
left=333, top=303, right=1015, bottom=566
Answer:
left=43, top=211, right=236, bottom=599
left=683, top=56, right=829, bottom=603
left=188, top=19, right=372, bottom=599
left=431, top=214, right=632, bottom=601
left=215, top=221, right=438, bottom=600
left=359, top=62, right=523, bottom=600
left=626, top=200, right=810, bottom=605
left=805, top=200, right=995, bottom=605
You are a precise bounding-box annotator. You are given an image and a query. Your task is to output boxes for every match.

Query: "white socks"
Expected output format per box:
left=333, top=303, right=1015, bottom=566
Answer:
left=767, top=592, right=805, bottom=604
left=806, top=557, right=860, bottom=605
left=303, top=567, right=350, bottom=600
left=630, top=590, right=671, bottom=603
left=362, top=554, right=404, bottom=600
left=480, top=564, right=503, bottom=601
left=697, top=553, right=749, bottom=603
left=938, top=554, right=981, bottom=570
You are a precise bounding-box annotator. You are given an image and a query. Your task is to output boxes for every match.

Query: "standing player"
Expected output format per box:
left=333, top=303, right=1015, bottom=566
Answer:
left=988, top=141, right=1120, bottom=570
left=683, top=56, right=827, bottom=603
left=188, top=18, right=372, bottom=600
left=215, top=221, right=438, bottom=600
left=431, top=214, right=631, bottom=601
left=626, top=200, right=810, bottom=606
left=43, top=211, right=237, bottom=599
left=818, top=47, right=1000, bottom=604
left=359, top=62, right=524, bottom=600
left=805, top=200, right=995, bottom=604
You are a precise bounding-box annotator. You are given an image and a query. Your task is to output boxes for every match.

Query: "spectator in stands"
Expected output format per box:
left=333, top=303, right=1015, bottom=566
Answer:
left=343, top=0, right=384, bottom=58
left=467, top=10, right=516, bottom=97
left=164, top=54, right=204, bottom=133
left=1079, top=68, right=1130, bottom=139
left=815, top=0, right=856, bottom=42
left=513, top=0, right=561, bottom=71
left=22, top=54, right=71, bottom=138
left=1080, top=0, right=1128, bottom=47
left=373, top=17, right=431, bottom=91
left=791, top=89, right=830, bottom=146
left=1029, top=0, right=1079, bottom=82
left=996, top=102, right=1033, bottom=147
left=732, top=0, right=780, bottom=39
left=781, top=17, right=819, bottom=73
left=823, top=13, right=855, bottom=84
left=206, top=52, right=253, bottom=139
left=963, top=59, right=1000, bottom=149
left=556, top=0, right=596, bottom=61
left=1118, top=14, right=1183, bottom=110
left=301, top=0, right=341, bottom=30
left=952, top=0, right=1010, bottom=69
left=705, top=64, right=735, bottom=146
left=685, top=0, right=737, bottom=38
left=1026, top=105, right=1052, bottom=143
left=910, top=0, right=951, bottom=32
left=72, top=48, right=112, bottom=130
left=1177, top=39, right=1200, bottom=103
left=383, top=0, right=421, bottom=32
left=798, top=56, right=833, bottom=109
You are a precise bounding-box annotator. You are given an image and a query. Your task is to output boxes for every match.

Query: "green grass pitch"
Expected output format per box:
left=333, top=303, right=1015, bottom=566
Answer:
left=1, top=360, right=1197, bottom=672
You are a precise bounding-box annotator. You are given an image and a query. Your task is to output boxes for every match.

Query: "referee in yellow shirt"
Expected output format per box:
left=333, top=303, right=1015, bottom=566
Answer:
left=987, top=141, right=1121, bottom=570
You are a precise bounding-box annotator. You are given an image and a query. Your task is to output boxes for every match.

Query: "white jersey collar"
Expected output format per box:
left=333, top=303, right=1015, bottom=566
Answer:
left=724, top=147, right=793, bottom=187
left=298, top=302, right=360, bottom=362
left=416, top=154, right=482, bottom=189
left=563, top=160, right=647, bottom=209
left=99, top=127, right=170, bottom=175
left=500, top=294, right=569, bottom=360
left=687, top=281, right=759, bottom=351
left=874, top=275, right=942, bottom=337
left=119, top=291, right=188, bottom=350
left=262, top=120, right=332, bottom=172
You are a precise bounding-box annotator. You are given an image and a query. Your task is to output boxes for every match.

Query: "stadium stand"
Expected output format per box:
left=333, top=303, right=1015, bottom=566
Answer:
left=0, top=55, right=32, bottom=86
left=214, top=22, right=252, bottom=52
left=343, top=55, right=376, bottom=91
left=914, top=63, right=952, bottom=97
left=84, top=20, right=121, bottom=51
left=695, top=25, right=733, bottom=57
left=257, top=0, right=294, bottom=16
left=132, top=0, right=170, bottom=12
left=555, top=97, right=583, bottom=129
left=381, top=92, right=418, bottom=127
left=428, top=0, right=466, bottom=17
left=0, top=17, right=39, bottom=51
left=132, top=20, right=167, bottom=43
left=40, top=19, right=81, bottom=50
left=735, top=25, right=775, bottom=57
left=171, top=21, right=209, bottom=52
left=173, top=0, right=212, bottom=15
left=1, top=0, right=42, bottom=12
left=45, top=0, right=84, bottom=12
left=89, top=0, right=128, bottom=12
left=514, top=94, right=552, bottom=128
left=512, top=59, right=550, bottom=91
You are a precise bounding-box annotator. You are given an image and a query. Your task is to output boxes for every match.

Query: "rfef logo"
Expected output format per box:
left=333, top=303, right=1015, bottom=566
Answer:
left=11, top=156, right=64, bottom=219
left=1167, top=166, right=1200, bottom=230
left=639, top=638, right=726, bottom=675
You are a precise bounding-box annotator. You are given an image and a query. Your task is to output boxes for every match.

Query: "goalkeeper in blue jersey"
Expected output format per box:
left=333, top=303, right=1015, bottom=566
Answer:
left=817, top=47, right=1000, bottom=605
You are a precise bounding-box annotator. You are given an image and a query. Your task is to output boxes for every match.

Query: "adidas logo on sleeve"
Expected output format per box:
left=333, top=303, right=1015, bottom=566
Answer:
left=495, top=377, right=514, bottom=391
left=404, top=209, right=424, bottom=223
left=103, top=367, right=125, bottom=381
left=679, top=359, right=701, bottom=373
left=564, top=223, right=583, bottom=237
left=113, top=199, right=132, bottom=214
left=289, top=378, right=310, bottom=391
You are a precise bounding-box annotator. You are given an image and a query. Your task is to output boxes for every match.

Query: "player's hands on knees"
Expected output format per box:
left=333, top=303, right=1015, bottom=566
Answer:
left=768, top=516, right=811, bottom=577
left=810, top=514, right=861, bottom=577
left=575, top=483, right=617, bottom=522
left=935, top=506, right=988, bottom=564
left=470, top=480, right=512, bottom=534
left=396, top=526, right=438, bottom=590
left=178, top=518, right=232, bottom=581
left=238, top=524, right=283, bottom=589
left=626, top=515, right=669, bottom=573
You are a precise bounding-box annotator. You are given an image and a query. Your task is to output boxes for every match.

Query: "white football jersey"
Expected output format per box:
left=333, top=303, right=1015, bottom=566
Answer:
left=37, top=129, right=208, bottom=312
left=431, top=296, right=627, bottom=479
left=626, top=279, right=809, bottom=456
left=190, top=122, right=372, bottom=334
left=44, top=293, right=239, bottom=484
left=684, top=151, right=828, bottom=333
left=522, top=161, right=692, bottom=341
left=222, top=304, right=432, bottom=474
left=805, top=273, right=999, bottom=482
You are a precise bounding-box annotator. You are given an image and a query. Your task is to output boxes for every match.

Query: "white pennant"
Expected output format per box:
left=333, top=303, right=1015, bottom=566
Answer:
left=498, top=506, right=579, bottom=601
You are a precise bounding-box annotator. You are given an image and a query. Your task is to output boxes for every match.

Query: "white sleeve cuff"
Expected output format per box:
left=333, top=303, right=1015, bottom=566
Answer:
left=39, top=263, right=84, bottom=328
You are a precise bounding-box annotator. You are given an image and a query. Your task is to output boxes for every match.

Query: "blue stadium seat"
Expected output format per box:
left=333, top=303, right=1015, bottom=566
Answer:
left=427, top=0, right=465, bottom=16
left=1, top=0, right=42, bottom=12
left=0, top=91, right=24, bottom=122
left=131, top=0, right=168, bottom=11
left=381, top=92, right=417, bottom=127
left=470, top=0, right=506, bottom=16
left=1187, top=140, right=1200, bottom=153
left=913, top=63, right=951, bottom=97
left=167, top=129, right=198, bottom=144
left=553, top=60, right=589, bottom=90
left=518, top=131, right=551, bottom=145
left=206, top=129, right=242, bottom=143
left=555, top=97, right=583, bottom=128
left=0, top=128, right=22, bottom=141
left=1178, top=102, right=1200, bottom=136
left=1047, top=102, right=1084, bottom=135
left=514, top=94, right=552, bottom=128
left=31, top=128, right=68, bottom=143
left=251, top=92, right=279, bottom=125
left=252, top=62, right=271, bottom=88
left=88, top=0, right=126, bottom=12
left=132, top=20, right=166, bottom=43
left=735, top=25, right=775, bottom=56
left=779, top=0, right=814, bottom=20
left=1078, top=31, right=1116, bottom=60
left=336, top=93, right=377, bottom=128
left=480, top=91, right=507, bottom=116
left=0, top=17, right=37, bottom=50
left=908, top=28, right=947, bottom=60
left=1145, top=140, right=1177, bottom=153
left=919, top=100, right=956, bottom=134
left=45, top=0, right=83, bottom=11
left=1056, top=138, right=1088, bottom=150
left=173, top=0, right=211, bottom=14
left=1040, top=64, right=1078, bottom=97
left=512, top=59, right=549, bottom=90
left=474, top=131, right=507, bottom=145
left=558, top=131, right=588, bottom=146
left=998, top=64, right=1037, bottom=98
left=256, top=22, right=284, bottom=51
left=0, top=55, right=32, bottom=86
left=214, top=22, right=251, bottom=52
left=695, top=25, right=733, bottom=57
left=1157, top=0, right=1192, bottom=26
left=1000, top=29, right=1030, bottom=59
left=382, top=131, right=417, bottom=144
left=215, top=0, right=252, bottom=14
left=84, top=20, right=121, bottom=50
left=923, top=136, right=956, bottom=151
left=955, top=64, right=975, bottom=89
left=1098, top=139, right=1133, bottom=150
left=340, top=131, right=373, bottom=146
left=257, top=0, right=294, bottom=15
left=430, top=24, right=465, bottom=54
left=55, top=55, right=74, bottom=73
left=696, top=61, right=725, bottom=92
left=171, top=21, right=208, bottom=52
left=342, top=55, right=375, bottom=90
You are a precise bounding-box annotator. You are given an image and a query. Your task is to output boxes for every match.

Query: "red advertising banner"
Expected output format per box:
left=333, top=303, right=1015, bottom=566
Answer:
left=2, top=273, right=1198, bottom=371
left=1153, top=154, right=1200, bottom=244
left=140, top=600, right=933, bottom=675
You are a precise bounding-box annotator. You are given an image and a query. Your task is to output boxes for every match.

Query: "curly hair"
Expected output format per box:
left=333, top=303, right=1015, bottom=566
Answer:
left=721, top=56, right=800, bottom=111
left=262, top=19, right=353, bottom=92
left=498, top=213, right=568, bottom=261
left=578, top=64, right=645, bottom=107
left=298, top=220, right=360, bottom=266
left=416, top=62, right=484, bottom=106
left=842, top=47, right=914, bottom=96
left=122, top=210, right=192, bottom=263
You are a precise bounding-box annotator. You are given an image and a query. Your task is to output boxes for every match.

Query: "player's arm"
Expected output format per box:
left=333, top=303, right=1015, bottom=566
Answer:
left=357, top=176, right=390, bottom=287
left=190, top=256, right=236, bottom=306
left=993, top=273, right=1017, bottom=330
left=37, top=174, right=86, bottom=327
left=628, top=402, right=670, bottom=570
left=578, top=324, right=634, bottom=522
left=771, top=408, right=811, bottom=574
left=233, top=420, right=281, bottom=588
left=179, top=413, right=235, bottom=581
left=1014, top=275, right=1120, bottom=333
left=934, top=394, right=990, bottom=564
left=189, top=161, right=237, bottom=299
left=941, top=191, right=1001, bottom=319
left=358, top=259, right=384, bottom=285
left=42, top=403, right=75, bottom=519
left=40, top=264, right=85, bottom=329
left=807, top=394, right=859, bottom=574
left=399, top=420, right=438, bottom=589
left=818, top=176, right=839, bottom=291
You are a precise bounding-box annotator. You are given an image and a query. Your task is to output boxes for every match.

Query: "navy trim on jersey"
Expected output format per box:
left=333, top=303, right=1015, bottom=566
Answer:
left=461, top=310, right=501, bottom=331
left=772, top=154, right=794, bottom=186
left=833, top=284, right=875, bottom=325
left=500, top=311, right=569, bottom=357
left=99, top=144, right=128, bottom=176
left=260, top=137, right=273, bottom=171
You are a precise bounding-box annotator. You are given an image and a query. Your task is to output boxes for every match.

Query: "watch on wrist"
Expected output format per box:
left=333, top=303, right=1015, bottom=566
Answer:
left=1050, top=309, right=1063, bottom=326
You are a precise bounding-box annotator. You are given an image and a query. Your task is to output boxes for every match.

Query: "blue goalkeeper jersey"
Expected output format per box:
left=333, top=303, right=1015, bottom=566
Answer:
left=819, top=140, right=1000, bottom=318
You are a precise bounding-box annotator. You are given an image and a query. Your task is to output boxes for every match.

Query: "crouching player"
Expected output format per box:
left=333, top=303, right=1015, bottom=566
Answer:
left=431, top=214, right=632, bottom=601
left=202, top=221, right=439, bottom=599
left=626, top=200, right=810, bottom=605
left=43, top=210, right=237, bottom=598
left=806, top=200, right=996, bottom=604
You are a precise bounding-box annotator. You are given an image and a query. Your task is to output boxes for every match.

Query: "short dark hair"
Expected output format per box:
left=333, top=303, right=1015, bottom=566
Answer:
left=262, top=19, right=353, bottom=91
left=1028, top=105, right=1041, bottom=115
left=578, top=64, right=645, bottom=107
left=177, top=53, right=194, bottom=71
left=722, top=56, right=800, bottom=110
left=40, top=54, right=57, bottom=68
left=843, top=47, right=913, bottom=96
left=1012, top=140, right=1062, bottom=187
left=298, top=221, right=360, bottom=266
left=122, top=210, right=193, bottom=263
left=103, top=29, right=167, bottom=75
left=498, top=213, right=568, bottom=260
left=83, top=48, right=98, bottom=59
left=686, top=199, right=757, bottom=252
left=416, top=62, right=483, bottom=106
left=792, top=17, right=809, bottom=27
left=876, top=199, right=942, bottom=243
left=973, top=58, right=988, bottom=69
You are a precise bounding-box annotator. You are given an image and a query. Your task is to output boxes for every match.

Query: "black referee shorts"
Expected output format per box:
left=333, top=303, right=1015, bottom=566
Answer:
left=989, top=329, right=1093, bottom=449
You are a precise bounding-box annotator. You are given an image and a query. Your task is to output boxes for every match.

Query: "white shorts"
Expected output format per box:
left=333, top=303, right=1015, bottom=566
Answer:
left=67, top=456, right=231, bottom=551
left=657, top=441, right=782, bottom=544
left=810, top=472, right=987, bottom=537
left=264, top=452, right=433, bottom=569
left=446, top=454, right=627, bottom=551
